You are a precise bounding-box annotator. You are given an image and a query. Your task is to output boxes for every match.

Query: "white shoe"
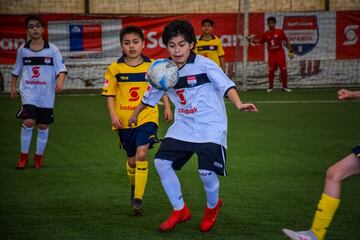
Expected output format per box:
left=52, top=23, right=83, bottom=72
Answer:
left=282, top=229, right=318, bottom=240
left=282, top=88, right=292, bottom=92
left=266, top=88, right=273, bottom=92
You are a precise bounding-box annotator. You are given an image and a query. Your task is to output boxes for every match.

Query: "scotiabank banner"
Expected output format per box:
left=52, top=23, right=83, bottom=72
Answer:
left=336, top=11, right=360, bottom=60
left=0, top=13, right=264, bottom=64
left=0, top=11, right=359, bottom=64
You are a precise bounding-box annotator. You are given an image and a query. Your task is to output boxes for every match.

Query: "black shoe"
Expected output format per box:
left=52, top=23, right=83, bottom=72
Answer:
left=132, top=198, right=144, bottom=216
left=130, top=185, right=135, bottom=207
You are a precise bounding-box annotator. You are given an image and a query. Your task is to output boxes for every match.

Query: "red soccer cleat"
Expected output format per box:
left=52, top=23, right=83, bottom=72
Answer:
left=159, top=204, right=192, bottom=232
left=16, top=153, right=29, bottom=169
left=34, top=154, right=43, bottom=168
left=199, top=199, right=222, bottom=232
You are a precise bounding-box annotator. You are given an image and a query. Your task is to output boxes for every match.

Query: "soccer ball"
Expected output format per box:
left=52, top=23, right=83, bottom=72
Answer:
left=146, top=59, right=179, bottom=91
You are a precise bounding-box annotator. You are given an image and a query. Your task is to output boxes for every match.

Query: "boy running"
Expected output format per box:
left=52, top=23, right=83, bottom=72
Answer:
left=102, top=26, right=172, bottom=216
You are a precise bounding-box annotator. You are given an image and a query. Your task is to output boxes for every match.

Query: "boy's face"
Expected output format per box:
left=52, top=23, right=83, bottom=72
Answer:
left=267, top=20, right=276, bottom=30
left=121, top=33, right=144, bottom=58
left=26, top=20, right=44, bottom=40
left=201, top=22, right=213, bottom=35
left=167, top=35, right=194, bottom=67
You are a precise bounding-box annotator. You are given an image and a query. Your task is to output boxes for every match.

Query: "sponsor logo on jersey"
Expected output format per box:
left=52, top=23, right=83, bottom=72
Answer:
left=187, top=75, right=197, bottom=86
left=283, top=15, right=319, bottom=56
left=25, top=80, right=46, bottom=85
left=128, top=87, right=140, bottom=101
left=103, top=79, right=109, bottom=87
left=178, top=106, right=197, bottom=114
left=119, top=104, right=137, bottom=111
left=31, top=66, right=40, bottom=78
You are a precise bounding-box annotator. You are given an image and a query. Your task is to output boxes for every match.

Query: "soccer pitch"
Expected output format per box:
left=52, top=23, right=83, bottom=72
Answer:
left=0, top=89, right=359, bottom=240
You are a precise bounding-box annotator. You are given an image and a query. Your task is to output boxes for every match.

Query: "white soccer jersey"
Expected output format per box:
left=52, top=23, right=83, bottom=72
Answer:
left=12, top=40, right=67, bottom=108
left=142, top=52, right=235, bottom=148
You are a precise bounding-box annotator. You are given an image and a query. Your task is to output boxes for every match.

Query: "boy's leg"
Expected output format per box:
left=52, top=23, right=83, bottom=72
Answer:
left=126, top=157, right=136, bottom=206
left=283, top=151, right=360, bottom=240
left=268, top=53, right=276, bottom=90
left=278, top=51, right=289, bottom=90
left=310, top=153, right=360, bottom=240
left=34, top=124, right=49, bottom=168
left=134, top=145, right=149, bottom=201
left=17, top=119, right=34, bottom=168
left=155, top=158, right=191, bottom=232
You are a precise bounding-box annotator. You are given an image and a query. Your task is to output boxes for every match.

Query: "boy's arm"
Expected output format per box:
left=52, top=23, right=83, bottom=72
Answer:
left=338, top=89, right=360, bottom=100
left=219, top=56, right=225, bottom=71
left=55, top=72, right=66, bottom=92
left=161, top=95, right=173, bottom=122
left=106, top=97, right=123, bottom=129
left=10, top=75, right=18, bottom=98
left=227, top=88, right=258, bottom=112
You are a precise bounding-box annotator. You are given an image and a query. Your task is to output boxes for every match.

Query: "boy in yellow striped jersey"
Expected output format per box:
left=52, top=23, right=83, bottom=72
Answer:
left=195, top=18, right=225, bottom=70
left=102, top=26, right=172, bottom=216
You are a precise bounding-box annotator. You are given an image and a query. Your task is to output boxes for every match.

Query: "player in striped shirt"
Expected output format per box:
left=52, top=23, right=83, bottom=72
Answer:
left=11, top=15, right=67, bottom=169
left=195, top=18, right=225, bottom=70
left=102, top=25, right=172, bottom=215
left=129, top=20, right=258, bottom=232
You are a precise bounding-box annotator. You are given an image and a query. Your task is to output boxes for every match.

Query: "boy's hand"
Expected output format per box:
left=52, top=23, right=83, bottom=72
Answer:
left=337, top=88, right=353, bottom=100
left=164, top=107, right=173, bottom=123
left=55, top=79, right=65, bottom=92
left=238, top=103, right=258, bottom=112
left=128, top=115, right=138, bottom=128
left=111, top=114, right=123, bottom=129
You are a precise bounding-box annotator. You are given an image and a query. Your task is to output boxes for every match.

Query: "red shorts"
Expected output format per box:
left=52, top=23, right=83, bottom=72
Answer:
left=268, top=50, right=286, bottom=72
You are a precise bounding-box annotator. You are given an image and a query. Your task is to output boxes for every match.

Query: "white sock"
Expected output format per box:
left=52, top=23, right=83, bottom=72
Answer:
left=20, top=124, right=33, bottom=153
left=199, top=169, right=219, bottom=209
left=154, top=159, right=184, bottom=210
left=36, top=128, right=49, bottom=155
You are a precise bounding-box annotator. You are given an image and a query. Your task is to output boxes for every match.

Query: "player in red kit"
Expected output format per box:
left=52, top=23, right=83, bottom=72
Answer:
left=248, top=16, right=294, bottom=92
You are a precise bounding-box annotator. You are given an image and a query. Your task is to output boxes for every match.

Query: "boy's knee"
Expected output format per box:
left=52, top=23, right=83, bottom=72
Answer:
left=326, top=165, right=341, bottom=182
left=23, top=119, right=34, bottom=128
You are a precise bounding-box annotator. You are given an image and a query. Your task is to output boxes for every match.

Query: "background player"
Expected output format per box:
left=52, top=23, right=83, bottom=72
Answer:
left=195, top=18, right=225, bottom=70
left=102, top=25, right=172, bottom=216
left=248, top=16, right=294, bottom=92
left=128, top=20, right=258, bottom=232
left=282, top=89, right=360, bottom=240
left=10, top=15, right=67, bottom=169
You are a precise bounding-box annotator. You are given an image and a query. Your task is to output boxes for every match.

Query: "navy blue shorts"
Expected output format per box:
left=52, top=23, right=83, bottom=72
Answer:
left=16, top=104, right=54, bottom=125
left=352, top=144, right=360, bottom=159
left=155, top=138, right=227, bottom=176
left=118, top=122, right=158, bottom=158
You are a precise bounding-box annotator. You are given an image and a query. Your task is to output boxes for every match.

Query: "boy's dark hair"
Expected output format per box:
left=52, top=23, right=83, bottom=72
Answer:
left=25, top=15, right=44, bottom=29
left=162, top=20, right=196, bottom=50
left=201, top=18, right=214, bottom=26
left=267, top=16, right=277, bottom=24
left=120, top=25, right=144, bottom=43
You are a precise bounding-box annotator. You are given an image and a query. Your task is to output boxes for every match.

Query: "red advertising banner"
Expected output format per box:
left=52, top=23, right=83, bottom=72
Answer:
left=0, top=13, right=264, bottom=64
left=336, top=11, right=360, bottom=60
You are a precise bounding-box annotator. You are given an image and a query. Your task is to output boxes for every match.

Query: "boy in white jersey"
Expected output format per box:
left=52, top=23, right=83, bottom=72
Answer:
left=128, top=20, right=258, bottom=232
left=10, top=15, right=67, bottom=169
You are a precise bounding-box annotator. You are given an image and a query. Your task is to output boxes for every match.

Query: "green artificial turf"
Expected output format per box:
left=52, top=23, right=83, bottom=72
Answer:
left=0, top=89, right=359, bottom=239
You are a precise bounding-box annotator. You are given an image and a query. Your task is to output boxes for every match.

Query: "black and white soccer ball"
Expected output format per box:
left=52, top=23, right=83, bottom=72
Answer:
left=146, top=59, right=179, bottom=91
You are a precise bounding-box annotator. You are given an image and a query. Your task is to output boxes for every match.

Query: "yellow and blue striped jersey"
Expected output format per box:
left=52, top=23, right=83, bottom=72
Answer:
left=195, top=35, right=225, bottom=66
left=102, top=55, right=159, bottom=129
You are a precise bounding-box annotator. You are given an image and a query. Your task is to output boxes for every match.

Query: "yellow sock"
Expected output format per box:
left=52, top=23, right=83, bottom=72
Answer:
left=126, top=161, right=135, bottom=186
left=311, top=193, right=340, bottom=240
left=134, top=161, right=149, bottom=200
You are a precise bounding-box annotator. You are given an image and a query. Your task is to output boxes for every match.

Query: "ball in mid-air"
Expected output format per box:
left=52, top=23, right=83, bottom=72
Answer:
left=146, top=59, right=179, bottom=91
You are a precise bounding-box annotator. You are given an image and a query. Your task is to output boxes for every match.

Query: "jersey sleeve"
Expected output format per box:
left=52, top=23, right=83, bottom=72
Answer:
left=206, top=60, right=235, bottom=96
left=102, top=66, right=117, bottom=96
left=52, top=46, right=67, bottom=76
left=141, top=84, right=165, bottom=107
left=217, top=38, right=225, bottom=57
left=11, top=47, right=23, bottom=77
